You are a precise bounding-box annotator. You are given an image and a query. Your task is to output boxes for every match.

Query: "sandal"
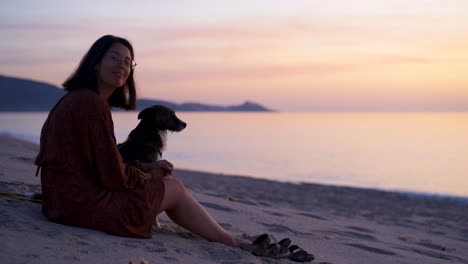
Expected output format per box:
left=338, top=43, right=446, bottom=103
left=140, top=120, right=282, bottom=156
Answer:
left=278, top=238, right=292, bottom=248
left=263, top=242, right=290, bottom=259
left=249, top=233, right=271, bottom=256
left=248, top=234, right=292, bottom=259
left=272, top=238, right=292, bottom=259
left=288, top=245, right=315, bottom=262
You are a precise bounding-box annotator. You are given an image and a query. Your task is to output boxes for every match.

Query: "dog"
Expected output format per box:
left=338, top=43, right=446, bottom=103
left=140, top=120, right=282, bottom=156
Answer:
left=118, top=105, right=187, bottom=163
left=118, top=105, right=187, bottom=229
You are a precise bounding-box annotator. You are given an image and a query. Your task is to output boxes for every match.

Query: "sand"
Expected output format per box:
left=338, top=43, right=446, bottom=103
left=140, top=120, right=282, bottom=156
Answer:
left=0, top=134, right=467, bottom=264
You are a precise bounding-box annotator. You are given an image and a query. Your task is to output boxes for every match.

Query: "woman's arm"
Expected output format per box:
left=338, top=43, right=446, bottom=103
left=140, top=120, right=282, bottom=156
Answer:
left=86, top=105, right=149, bottom=191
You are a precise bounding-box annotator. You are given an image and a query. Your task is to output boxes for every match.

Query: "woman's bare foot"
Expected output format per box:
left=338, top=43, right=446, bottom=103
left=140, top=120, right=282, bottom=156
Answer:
left=236, top=237, right=256, bottom=251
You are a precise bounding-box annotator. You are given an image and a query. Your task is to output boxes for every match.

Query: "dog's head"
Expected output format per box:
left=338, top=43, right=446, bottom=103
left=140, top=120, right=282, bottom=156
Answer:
left=137, top=105, right=187, bottom=132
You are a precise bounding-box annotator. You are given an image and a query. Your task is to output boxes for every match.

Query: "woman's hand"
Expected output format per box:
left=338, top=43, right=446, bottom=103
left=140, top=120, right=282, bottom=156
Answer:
left=141, top=160, right=174, bottom=179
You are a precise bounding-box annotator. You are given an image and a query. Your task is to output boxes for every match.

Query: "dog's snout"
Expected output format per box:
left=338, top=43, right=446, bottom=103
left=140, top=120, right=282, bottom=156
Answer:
left=175, top=121, right=187, bottom=132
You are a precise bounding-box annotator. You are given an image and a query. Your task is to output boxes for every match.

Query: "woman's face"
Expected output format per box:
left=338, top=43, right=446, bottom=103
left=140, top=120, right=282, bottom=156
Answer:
left=96, top=43, right=133, bottom=89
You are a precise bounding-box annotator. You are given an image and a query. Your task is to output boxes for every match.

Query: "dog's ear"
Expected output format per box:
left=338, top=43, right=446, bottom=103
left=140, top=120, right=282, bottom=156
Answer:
left=138, top=108, right=156, bottom=120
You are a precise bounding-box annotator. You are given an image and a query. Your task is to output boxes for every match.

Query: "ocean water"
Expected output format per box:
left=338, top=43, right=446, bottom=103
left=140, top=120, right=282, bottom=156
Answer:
left=1, top=112, right=467, bottom=198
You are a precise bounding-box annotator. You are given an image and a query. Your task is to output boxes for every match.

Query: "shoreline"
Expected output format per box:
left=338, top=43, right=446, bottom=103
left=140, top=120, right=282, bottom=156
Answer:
left=1, top=134, right=468, bottom=263
left=1, top=132, right=467, bottom=201
left=179, top=166, right=468, bottom=202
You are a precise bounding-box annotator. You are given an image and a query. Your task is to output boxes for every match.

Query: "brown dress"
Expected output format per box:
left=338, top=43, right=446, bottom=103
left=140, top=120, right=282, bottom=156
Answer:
left=35, top=89, right=165, bottom=238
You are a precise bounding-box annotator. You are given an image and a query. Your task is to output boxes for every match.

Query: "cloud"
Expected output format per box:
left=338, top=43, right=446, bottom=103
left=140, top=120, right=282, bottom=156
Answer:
left=132, top=19, right=364, bottom=49
left=361, top=55, right=432, bottom=65
left=142, top=63, right=355, bottom=83
left=0, top=23, right=83, bottom=31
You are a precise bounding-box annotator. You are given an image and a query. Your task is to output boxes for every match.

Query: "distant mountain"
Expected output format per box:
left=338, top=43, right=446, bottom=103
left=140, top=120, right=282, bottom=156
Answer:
left=0, top=75, right=66, bottom=111
left=137, top=99, right=272, bottom=112
left=0, top=75, right=273, bottom=112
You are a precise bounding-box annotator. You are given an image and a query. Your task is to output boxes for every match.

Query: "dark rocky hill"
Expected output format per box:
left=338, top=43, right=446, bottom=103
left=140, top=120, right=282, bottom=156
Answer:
left=0, top=75, right=273, bottom=112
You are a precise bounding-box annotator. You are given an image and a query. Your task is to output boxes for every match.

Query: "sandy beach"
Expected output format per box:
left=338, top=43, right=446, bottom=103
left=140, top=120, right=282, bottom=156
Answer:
left=0, top=134, right=467, bottom=264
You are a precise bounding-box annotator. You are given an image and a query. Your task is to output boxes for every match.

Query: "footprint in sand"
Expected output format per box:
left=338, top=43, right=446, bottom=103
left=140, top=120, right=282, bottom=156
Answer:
left=199, top=243, right=244, bottom=261
left=234, top=199, right=258, bottom=206
left=325, top=229, right=378, bottom=242
left=341, top=227, right=378, bottom=241
left=174, top=248, right=193, bottom=255
left=63, top=255, right=80, bottom=261
left=378, top=217, right=415, bottom=229
left=149, top=240, right=164, bottom=247
left=262, top=210, right=287, bottom=217
left=162, top=256, right=178, bottom=262
left=345, top=226, right=374, bottom=233
left=22, top=253, right=40, bottom=260
left=394, top=245, right=465, bottom=263
left=14, top=156, right=34, bottom=162
left=121, top=239, right=145, bottom=248
left=344, top=243, right=397, bottom=256
left=41, top=229, right=64, bottom=239
left=199, top=202, right=237, bottom=213
left=408, top=239, right=465, bottom=261
left=416, top=240, right=449, bottom=252
left=6, top=220, right=41, bottom=232
left=342, top=231, right=377, bottom=241
left=144, top=245, right=167, bottom=253
left=64, top=233, right=91, bottom=247
left=298, top=212, right=327, bottom=221
left=258, top=201, right=273, bottom=207
left=260, top=223, right=316, bottom=238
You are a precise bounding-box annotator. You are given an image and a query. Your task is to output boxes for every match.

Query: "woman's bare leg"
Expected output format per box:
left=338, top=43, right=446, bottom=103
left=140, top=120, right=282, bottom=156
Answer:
left=158, top=177, right=251, bottom=248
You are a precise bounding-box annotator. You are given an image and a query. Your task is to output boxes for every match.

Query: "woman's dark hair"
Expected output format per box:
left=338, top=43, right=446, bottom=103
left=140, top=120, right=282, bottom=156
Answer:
left=63, top=35, right=137, bottom=110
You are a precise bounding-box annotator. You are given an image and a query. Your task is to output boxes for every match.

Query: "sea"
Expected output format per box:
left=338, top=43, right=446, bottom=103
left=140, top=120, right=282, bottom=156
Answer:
left=1, top=112, right=467, bottom=198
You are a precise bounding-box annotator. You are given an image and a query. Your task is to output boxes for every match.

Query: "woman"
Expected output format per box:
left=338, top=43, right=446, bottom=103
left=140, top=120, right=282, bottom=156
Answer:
left=35, top=35, right=312, bottom=261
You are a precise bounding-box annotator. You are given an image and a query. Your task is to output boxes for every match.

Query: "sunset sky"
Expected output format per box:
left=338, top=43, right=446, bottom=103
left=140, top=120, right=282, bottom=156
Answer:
left=1, top=0, right=467, bottom=111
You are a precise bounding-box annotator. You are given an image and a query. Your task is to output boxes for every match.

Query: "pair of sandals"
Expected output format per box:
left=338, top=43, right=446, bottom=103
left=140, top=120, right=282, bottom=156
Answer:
left=249, top=233, right=315, bottom=262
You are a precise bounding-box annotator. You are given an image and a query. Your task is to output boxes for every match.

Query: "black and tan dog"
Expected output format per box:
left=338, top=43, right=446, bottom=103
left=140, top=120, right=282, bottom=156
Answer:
left=118, top=105, right=186, bottom=228
left=118, top=105, right=187, bottom=163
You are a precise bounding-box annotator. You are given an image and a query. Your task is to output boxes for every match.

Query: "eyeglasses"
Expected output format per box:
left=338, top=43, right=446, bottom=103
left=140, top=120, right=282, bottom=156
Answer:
left=107, top=51, right=137, bottom=70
